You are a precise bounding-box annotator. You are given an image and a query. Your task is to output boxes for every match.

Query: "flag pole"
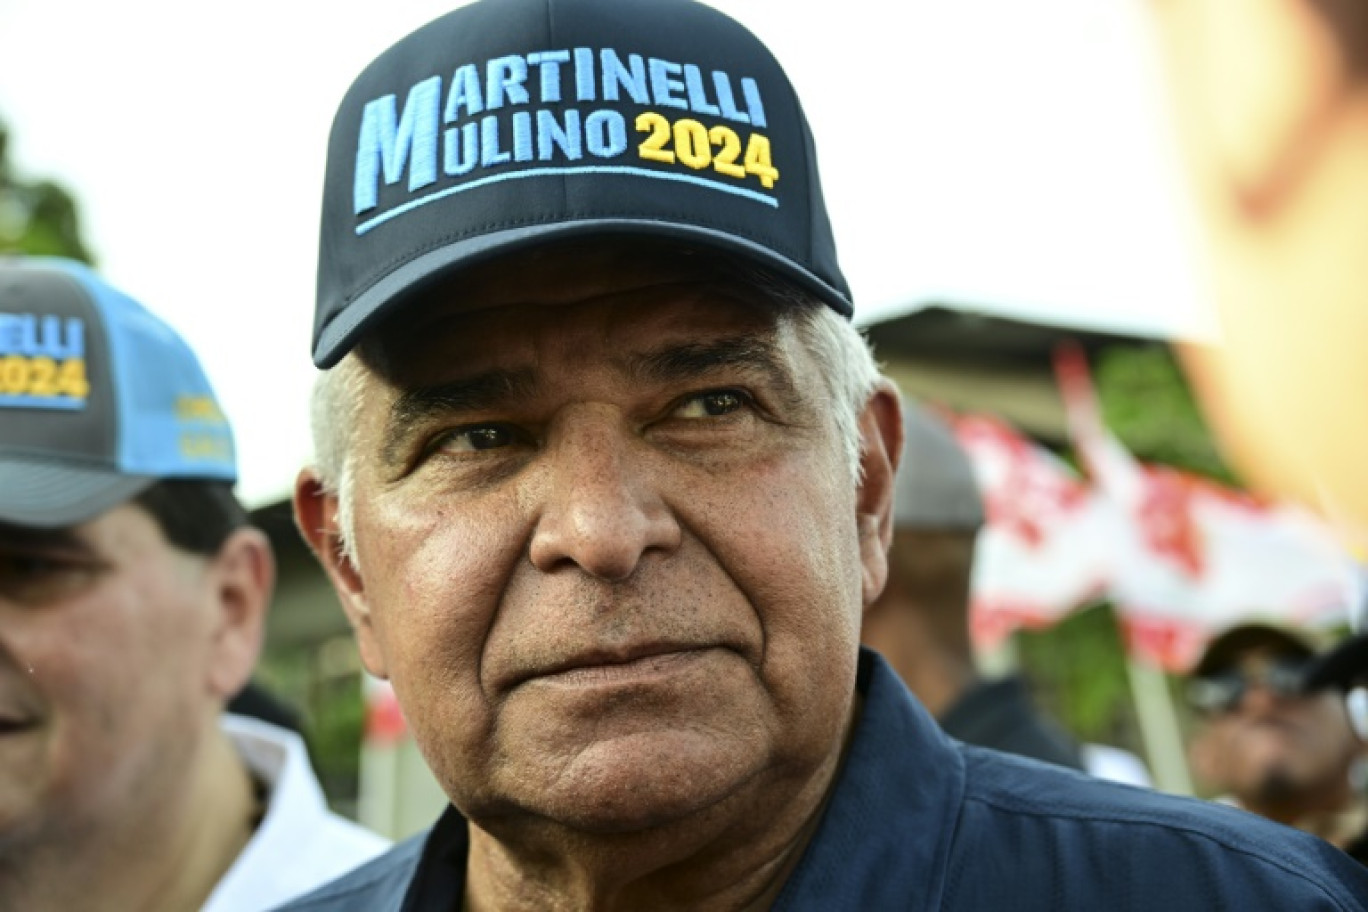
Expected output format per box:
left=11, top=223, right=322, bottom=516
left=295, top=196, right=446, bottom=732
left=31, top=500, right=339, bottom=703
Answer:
left=1124, top=654, right=1193, bottom=794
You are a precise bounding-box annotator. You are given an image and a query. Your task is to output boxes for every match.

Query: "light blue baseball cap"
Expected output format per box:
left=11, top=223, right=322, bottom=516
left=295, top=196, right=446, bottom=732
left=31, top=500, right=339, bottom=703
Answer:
left=0, top=257, right=236, bottom=528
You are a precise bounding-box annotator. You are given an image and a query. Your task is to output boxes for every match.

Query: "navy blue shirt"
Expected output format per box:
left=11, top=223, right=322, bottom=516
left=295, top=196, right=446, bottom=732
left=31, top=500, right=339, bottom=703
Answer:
left=278, top=650, right=1368, bottom=910
left=938, top=676, right=1083, bottom=771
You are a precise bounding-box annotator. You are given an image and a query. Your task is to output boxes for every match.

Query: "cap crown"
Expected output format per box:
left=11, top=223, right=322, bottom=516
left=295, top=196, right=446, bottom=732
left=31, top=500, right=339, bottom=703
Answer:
left=0, top=258, right=235, bottom=527
left=314, top=0, right=849, bottom=367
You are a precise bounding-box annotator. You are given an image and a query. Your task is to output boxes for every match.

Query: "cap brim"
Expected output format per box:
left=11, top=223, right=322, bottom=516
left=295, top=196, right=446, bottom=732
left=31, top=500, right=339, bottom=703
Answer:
left=1192, top=623, right=1317, bottom=677
left=1305, top=634, right=1368, bottom=692
left=0, top=458, right=156, bottom=529
left=312, top=218, right=854, bottom=369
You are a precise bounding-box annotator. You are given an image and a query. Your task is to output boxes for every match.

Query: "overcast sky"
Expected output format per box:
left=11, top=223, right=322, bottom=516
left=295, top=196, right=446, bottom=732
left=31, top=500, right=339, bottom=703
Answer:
left=0, top=0, right=1208, bottom=506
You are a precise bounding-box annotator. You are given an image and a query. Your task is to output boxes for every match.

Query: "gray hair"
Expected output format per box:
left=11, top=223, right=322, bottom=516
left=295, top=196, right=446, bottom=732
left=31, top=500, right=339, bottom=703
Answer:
left=309, top=350, right=367, bottom=566
left=309, top=294, right=883, bottom=563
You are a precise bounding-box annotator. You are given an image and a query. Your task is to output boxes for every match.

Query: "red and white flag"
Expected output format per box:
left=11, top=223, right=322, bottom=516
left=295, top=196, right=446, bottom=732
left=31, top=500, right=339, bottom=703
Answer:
left=362, top=676, right=408, bottom=747
left=1053, top=345, right=1362, bottom=671
left=948, top=410, right=1116, bottom=650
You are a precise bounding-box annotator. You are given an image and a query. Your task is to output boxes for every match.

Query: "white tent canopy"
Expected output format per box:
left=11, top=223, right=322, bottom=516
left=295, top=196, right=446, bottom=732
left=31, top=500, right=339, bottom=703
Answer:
left=0, top=0, right=1205, bottom=506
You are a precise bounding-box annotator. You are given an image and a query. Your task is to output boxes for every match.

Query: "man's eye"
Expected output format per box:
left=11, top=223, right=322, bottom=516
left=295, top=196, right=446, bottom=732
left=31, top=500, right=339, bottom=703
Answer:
left=436, top=424, right=517, bottom=453
left=0, top=553, right=101, bottom=604
left=0, top=554, right=80, bottom=579
left=673, top=390, right=748, bottom=419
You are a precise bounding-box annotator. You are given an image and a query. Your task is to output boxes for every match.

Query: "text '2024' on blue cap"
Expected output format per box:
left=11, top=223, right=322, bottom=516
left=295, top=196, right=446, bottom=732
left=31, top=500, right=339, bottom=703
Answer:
left=313, top=0, right=851, bottom=368
left=0, top=257, right=235, bottom=529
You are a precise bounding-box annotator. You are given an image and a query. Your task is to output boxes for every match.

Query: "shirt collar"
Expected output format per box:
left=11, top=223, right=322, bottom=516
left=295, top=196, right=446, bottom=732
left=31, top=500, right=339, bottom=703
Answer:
left=400, top=649, right=964, bottom=910
left=772, top=648, right=966, bottom=909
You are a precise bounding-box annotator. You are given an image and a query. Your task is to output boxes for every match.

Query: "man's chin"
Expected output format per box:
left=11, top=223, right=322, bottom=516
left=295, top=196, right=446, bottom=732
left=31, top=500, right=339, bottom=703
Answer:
left=1251, top=766, right=1304, bottom=807
left=484, top=730, right=766, bottom=836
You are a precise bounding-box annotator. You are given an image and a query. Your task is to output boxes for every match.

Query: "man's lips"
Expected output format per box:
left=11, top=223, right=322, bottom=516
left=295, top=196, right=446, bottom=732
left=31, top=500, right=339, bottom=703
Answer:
left=508, top=643, right=723, bottom=690
left=0, top=674, right=44, bottom=733
left=0, top=711, right=40, bottom=734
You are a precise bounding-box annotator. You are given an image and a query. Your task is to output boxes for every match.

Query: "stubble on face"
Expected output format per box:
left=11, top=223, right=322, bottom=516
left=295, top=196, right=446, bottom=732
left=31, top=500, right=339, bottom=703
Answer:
left=344, top=254, right=866, bottom=847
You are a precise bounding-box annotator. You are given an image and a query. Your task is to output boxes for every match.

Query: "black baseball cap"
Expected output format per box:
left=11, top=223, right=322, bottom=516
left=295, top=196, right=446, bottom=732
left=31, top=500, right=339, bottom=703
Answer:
left=313, top=0, right=851, bottom=368
left=1305, top=634, right=1368, bottom=691
left=1305, top=579, right=1368, bottom=691
left=1190, top=622, right=1321, bottom=679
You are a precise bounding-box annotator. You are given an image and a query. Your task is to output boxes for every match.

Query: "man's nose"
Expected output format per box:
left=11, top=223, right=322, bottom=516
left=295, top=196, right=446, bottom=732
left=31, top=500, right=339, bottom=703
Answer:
left=528, top=411, right=681, bottom=581
left=1237, top=675, right=1287, bottom=714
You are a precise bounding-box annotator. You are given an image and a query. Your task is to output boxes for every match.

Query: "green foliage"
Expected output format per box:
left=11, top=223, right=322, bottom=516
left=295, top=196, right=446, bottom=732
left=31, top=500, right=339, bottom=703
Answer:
left=255, top=636, right=368, bottom=816
left=306, top=676, right=366, bottom=813
left=1093, top=344, right=1236, bottom=485
left=0, top=121, right=94, bottom=263
left=1016, top=603, right=1144, bottom=749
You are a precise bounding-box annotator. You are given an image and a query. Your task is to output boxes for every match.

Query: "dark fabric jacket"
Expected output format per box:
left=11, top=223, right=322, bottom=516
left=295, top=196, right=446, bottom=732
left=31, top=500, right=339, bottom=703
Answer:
left=938, top=675, right=1083, bottom=771
left=277, top=650, right=1368, bottom=910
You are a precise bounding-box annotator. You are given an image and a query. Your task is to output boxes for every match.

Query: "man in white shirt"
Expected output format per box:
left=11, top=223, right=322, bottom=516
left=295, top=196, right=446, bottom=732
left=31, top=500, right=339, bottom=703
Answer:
left=0, top=258, right=388, bottom=911
left=206, top=715, right=390, bottom=911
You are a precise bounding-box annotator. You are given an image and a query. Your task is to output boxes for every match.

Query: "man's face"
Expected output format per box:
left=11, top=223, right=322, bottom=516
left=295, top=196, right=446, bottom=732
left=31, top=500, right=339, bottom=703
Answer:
left=0, top=505, right=219, bottom=849
left=1191, top=648, right=1361, bottom=811
left=316, top=247, right=893, bottom=835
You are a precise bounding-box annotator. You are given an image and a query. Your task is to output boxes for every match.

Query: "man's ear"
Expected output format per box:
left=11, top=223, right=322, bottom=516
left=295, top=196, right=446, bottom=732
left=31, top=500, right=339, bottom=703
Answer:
left=293, top=468, right=389, bottom=679
left=855, top=379, right=904, bottom=608
left=205, top=527, right=274, bottom=700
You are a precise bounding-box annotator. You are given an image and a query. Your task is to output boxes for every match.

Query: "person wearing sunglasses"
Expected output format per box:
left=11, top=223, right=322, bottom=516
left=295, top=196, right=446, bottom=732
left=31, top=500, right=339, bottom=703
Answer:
left=1186, top=622, right=1368, bottom=852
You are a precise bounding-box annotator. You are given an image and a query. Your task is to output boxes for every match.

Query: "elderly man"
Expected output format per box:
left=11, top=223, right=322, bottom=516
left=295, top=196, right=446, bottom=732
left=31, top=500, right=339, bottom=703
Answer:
left=286, top=0, right=1368, bottom=907
left=1187, top=623, right=1368, bottom=850
left=0, top=258, right=387, bottom=912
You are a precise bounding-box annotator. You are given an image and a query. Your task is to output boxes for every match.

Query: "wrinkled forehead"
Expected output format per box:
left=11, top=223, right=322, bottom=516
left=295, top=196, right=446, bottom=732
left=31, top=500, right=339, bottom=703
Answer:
left=358, top=236, right=799, bottom=378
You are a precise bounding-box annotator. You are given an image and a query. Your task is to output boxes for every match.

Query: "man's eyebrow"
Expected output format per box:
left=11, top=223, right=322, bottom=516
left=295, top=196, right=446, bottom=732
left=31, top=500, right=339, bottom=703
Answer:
left=627, top=334, right=799, bottom=397
left=380, top=368, right=537, bottom=468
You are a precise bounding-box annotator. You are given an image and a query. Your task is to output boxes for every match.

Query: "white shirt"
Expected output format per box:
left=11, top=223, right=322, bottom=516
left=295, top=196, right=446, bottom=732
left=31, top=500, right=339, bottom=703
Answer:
left=1081, top=743, right=1154, bottom=788
left=202, top=714, right=392, bottom=912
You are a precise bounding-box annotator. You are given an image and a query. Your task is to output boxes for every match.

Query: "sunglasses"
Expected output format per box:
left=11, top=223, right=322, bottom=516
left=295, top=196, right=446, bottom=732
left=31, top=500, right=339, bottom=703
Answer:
left=1186, top=657, right=1311, bottom=715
